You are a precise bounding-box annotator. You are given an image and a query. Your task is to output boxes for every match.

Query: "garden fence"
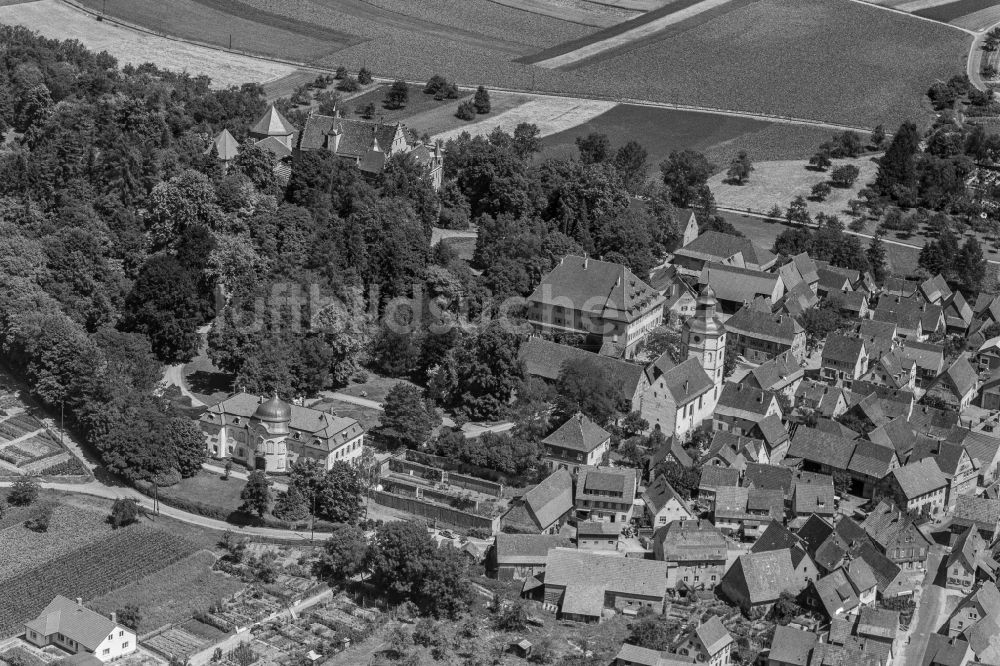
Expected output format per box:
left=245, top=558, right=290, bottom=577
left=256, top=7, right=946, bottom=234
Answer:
left=368, top=490, right=499, bottom=531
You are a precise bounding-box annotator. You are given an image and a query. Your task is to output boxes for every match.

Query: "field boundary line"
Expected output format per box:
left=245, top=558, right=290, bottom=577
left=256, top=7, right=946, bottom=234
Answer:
left=55, top=0, right=879, bottom=132
left=716, top=205, right=1000, bottom=266
left=845, top=0, right=976, bottom=34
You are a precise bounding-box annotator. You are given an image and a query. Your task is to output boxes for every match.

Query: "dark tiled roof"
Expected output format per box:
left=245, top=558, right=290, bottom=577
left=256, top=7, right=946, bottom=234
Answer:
left=675, top=230, right=750, bottom=262
left=933, top=354, right=979, bottom=399
left=732, top=549, right=799, bottom=605
left=788, top=426, right=856, bottom=470
left=699, top=466, right=740, bottom=492
left=953, top=494, right=1000, bottom=533
left=518, top=338, right=645, bottom=402
left=793, top=479, right=835, bottom=516
left=660, top=357, right=715, bottom=406
left=642, top=475, right=690, bottom=516
left=847, top=440, right=897, bottom=479
left=753, top=520, right=801, bottom=553
left=523, top=468, right=574, bottom=529
left=718, top=383, right=777, bottom=417
left=890, top=458, right=947, bottom=499
left=528, top=255, right=663, bottom=324
left=857, top=606, right=900, bottom=640
left=823, top=334, right=866, bottom=366
left=542, top=413, right=610, bottom=453
left=862, top=499, right=929, bottom=550
left=495, top=533, right=573, bottom=564
left=769, top=625, right=817, bottom=666
left=751, top=350, right=804, bottom=391
left=696, top=616, right=734, bottom=655
left=742, top=462, right=793, bottom=495
left=814, top=568, right=860, bottom=617
left=754, top=413, right=789, bottom=446
left=699, top=263, right=781, bottom=304
left=920, top=274, right=952, bottom=304
left=867, top=416, right=916, bottom=460
left=578, top=467, right=636, bottom=498
left=725, top=307, right=803, bottom=344
left=654, top=518, right=727, bottom=562
left=909, top=440, right=969, bottom=477
left=299, top=113, right=398, bottom=157
left=859, top=319, right=897, bottom=341
left=897, top=340, right=945, bottom=372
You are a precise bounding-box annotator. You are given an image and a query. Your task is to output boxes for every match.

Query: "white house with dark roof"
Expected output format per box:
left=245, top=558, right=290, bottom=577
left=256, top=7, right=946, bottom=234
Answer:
left=877, top=458, right=948, bottom=517
left=672, top=230, right=752, bottom=277
left=926, top=354, right=980, bottom=411
left=541, top=413, right=611, bottom=473
left=670, top=616, right=734, bottom=665
left=642, top=475, right=692, bottom=528
left=575, top=466, right=637, bottom=523
left=821, top=335, right=869, bottom=386
left=200, top=393, right=364, bottom=473
left=526, top=255, right=665, bottom=359
left=653, top=519, right=727, bottom=590
left=744, top=350, right=804, bottom=404
left=724, top=306, right=806, bottom=363
left=717, top=549, right=816, bottom=612
left=25, top=596, right=136, bottom=662
left=713, top=383, right=781, bottom=437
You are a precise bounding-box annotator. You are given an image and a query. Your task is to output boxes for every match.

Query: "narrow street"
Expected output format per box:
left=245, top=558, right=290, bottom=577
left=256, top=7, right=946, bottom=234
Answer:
left=896, top=548, right=947, bottom=665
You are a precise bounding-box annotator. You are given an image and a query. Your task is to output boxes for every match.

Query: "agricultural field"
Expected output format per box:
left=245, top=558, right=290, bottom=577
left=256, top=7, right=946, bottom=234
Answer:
left=707, top=156, right=880, bottom=218
left=571, top=0, right=971, bottom=128
left=0, top=0, right=297, bottom=88
left=89, top=550, right=245, bottom=634
left=435, top=95, right=617, bottom=142
left=864, top=0, right=1000, bottom=31
left=0, top=507, right=198, bottom=637
left=541, top=104, right=840, bottom=174
left=75, top=0, right=359, bottom=63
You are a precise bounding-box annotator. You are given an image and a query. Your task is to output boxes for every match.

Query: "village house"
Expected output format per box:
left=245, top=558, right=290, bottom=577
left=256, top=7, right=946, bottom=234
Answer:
left=575, top=466, right=637, bottom=523
left=949, top=428, right=1000, bottom=487
left=671, top=231, right=774, bottom=277
left=920, top=274, right=952, bottom=305
left=701, top=431, right=767, bottom=471
left=838, top=290, right=871, bottom=320
left=795, top=380, right=849, bottom=418
left=699, top=264, right=785, bottom=316
left=816, top=266, right=855, bottom=299
left=541, top=548, right=669, bottom=622
left=948, top=583, right=1000, bottom=638
left=297, top=111, right=444, bottom=187
left=698, top=466, right=741, bottom=509
left=767, top=624, right=819, bottom=666
left=791, top=474, right=836, bottom=520
left=717, top=548, right=817, bottom=612
left=877, top=458, right=948, bottom=517
left=925, top=354, right=980, bottom=412
left=642, top=475, right=693, bottom=528
left=952, top=494, right=1000, bottom=542
left=846, top=440, right=900, bottom=499
left=649, top=264, right=698, bottom=324
left=786, top=426, right=856, bottom=477
left=526, top=255, right=665, bottom=359
left=25, top=596, right=137, bottom=662
left=874, top=295, right=945, bottom=340
left=500, top=468, right=574, bottom=534
left=811, top=563, right=874, bottom=620
left=821, top=335, right=869, bottom=386
left=490, top=533, right=573, bottom=580
left=200, top=393, right=364, bottom=473
left=780, top=281, right=821, bottom=318
left=974, top=336, right=1000, bottom=373
left=540, top=413, right=611, bottom=473
left=751, top=413, right=791, bottom=462
left=944, top=292, right=974, bottom=334
left=947, top=526, right=997, bottom=592
left=859, top=350, right=916, bottom=392
left=669, top=617, right=734, bottom=665
left=713, top=383, right=782, bottom=436
left=743, top=350, right=804, bottom=404
left=862, top=499, right=932, bottom=572
left=897, top=340, right=945, bottom=386
left=724, top=306, right=807, bottom=364
left=577, top=521, right=622, bottom=551
left=909, top=439, right=978, bottom=510
left=713, top=486, right=785, bottom=540
left=653, top=519, right=728, bottom=591
left=743, top=462, right=794, bottom=497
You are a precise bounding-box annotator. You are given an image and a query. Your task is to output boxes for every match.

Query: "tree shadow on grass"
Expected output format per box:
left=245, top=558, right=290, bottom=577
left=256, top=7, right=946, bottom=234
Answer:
left=187, top=370, right=234, bottom=398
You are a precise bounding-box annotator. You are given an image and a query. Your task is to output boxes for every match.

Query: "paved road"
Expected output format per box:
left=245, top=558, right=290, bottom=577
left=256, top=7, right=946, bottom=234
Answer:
left=897, top=548, right=946, bottom=665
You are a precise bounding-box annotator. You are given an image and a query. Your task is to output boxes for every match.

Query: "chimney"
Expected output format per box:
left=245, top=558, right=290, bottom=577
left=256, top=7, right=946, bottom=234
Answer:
left=76, top=598, right=83, bottom=606
left=684, top=380, right=689, bottom=394
left=110, top=612, right=117, bottom=624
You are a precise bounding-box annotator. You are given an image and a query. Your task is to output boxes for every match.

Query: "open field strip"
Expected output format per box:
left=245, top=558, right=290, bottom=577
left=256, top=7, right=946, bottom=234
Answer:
left=434, top=96, right=617, bottom=141
left=532, top=0, right=734, bottom=68
left=483, top=0, right=640, bottom=27
left=707, top=157, right=880, bottom=218
left=897, top=0, right=958, bottom=12
left=951, top=6, right=1000, bottom=31
left=583, top=0, right=684, bottom=8
left=0, top=0, right=295, bottom=87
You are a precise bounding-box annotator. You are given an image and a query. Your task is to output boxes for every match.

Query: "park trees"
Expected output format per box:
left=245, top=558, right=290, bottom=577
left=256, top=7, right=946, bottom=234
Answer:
left=473, top=86, right=491, bottom=114
left=384, top=80, right=409, bottom=109
left=576, top=132, right=612, bottom=164
left=830, top=164, right=861, bottom=188
left=726, top=150, right=753, bottom=184
left=314, top=523, right=368, bottom=581
left=555, top=357, right=623, bottom=425
left=240, top=471, right=272, bottom=518
left=380, top=383, right=439, bottom=448
left=660, top=149, right=714, bottom=207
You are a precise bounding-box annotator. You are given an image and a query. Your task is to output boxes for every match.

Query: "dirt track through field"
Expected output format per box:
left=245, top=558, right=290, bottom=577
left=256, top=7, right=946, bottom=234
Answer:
left=433, top=96, right=617, bottom=141
left=0, top=0, right=296, bottom=87
left=529, top=0, right=735, bottom=68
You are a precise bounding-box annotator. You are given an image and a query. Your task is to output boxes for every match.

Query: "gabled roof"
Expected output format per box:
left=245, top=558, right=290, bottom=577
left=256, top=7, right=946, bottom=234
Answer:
left=518, top=338, right=645, bottom=402
left=251, top=104, right=296, bottom=137
left=753, top=520, right=801, bottom=553
left=25, top=596, right=121, bottom=651
left=659, top=357, right=715, bottom=406
left=862, top=499, right=930, bottom=550
left=818, top=267, right=853, bottom=293
left=695, top=616, right=734, bottom=655
left=780, top=280, right=820, bottom=317
left=654, top=518, right=727, bottom=563
left=847, top=440, right=898, bottom=479
left=792, top=253, right=819, bottom=284
left=909, top=439, right=972, bottom=478
left=699, top=263, right=782, bottom=304
left=948, top=526, right=989, bottom=572
left=542, top=413, right=610, bottom=453
left=930, top=354, right=979, bottom=399
left=882, top=276, right=919, bottom=298
left=769, top=624, right=818, bottom=665
left=754, top=413, right=789, bottom=447
left=857, top=606, right=899, bottom=640
left=847, top=556, right=879, bottom=592
left=945, top=291, right=973, bottom=327
left=859, top=319, right=897, bottom=342
left=867, top=416, right=916, bottom=460
left=675, top=230, right=749, bottom=262
left=699, top=465, right=740, bottom=492
left=648, top=436, right=694, bottom=469
left=788, top=426, right=856, bottom=471
left=889, top=458, right=947, bottom=499
left=920, top=274, right=953, bottom=304
left=743, top=462, right=793, bottom=495
left=729, top=549, right=800, bottom=605
left=642, top=475, right=690, bottom=517
left=714, top=486, right=750, bottom=520
left=725, top=306, right=803, bottom=344
left=522, top=468, right=574, bottom=530
left=495, top=533, right=573, bottom=565
left=577, top=466, right=636, bottom=501
left=954, top=494, right=1000, bottom=533
left=299, top=113, right=401, bottom=158
left=793, top=478, right=835, bottom=516
left=544, top=548, right=669, bottom=605
left=751, top=350, right=804, bottom=392
left=717, top=383, right=778, bottom=420
left=528, top=255, right=664, bottom=324
left=949, top=428, right=1000, bottom=472
left=898, top=340, right=945, bottom=373
left=814, top=568, right=860, bottom=617
left=823, top=335, right=866, bottom=366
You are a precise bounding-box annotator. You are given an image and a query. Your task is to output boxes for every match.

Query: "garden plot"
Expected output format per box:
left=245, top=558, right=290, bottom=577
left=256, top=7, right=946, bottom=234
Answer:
left=0, top=0, right=296, bottom=88
left=435, top=96, right=616, bottom=141
left=144, top=628, right=207, bottom=663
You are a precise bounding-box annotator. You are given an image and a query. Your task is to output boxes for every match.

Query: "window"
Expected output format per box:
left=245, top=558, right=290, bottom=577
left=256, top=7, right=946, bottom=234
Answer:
left=122, top=642, right=129, bottom=649
left=103, top=650, right=110, bottom=656
left=120, top=631, right=124, bottom=637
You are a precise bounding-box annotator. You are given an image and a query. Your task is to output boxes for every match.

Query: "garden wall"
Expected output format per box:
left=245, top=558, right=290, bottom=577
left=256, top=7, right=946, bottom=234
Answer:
left=369, top=490, right=499, bottom=532
left=399, top=451, right=505, bottom=496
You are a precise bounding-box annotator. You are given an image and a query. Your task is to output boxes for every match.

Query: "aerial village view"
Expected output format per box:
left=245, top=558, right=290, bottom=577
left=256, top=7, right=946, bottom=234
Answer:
left=5, top=0, right=1000, bottom=664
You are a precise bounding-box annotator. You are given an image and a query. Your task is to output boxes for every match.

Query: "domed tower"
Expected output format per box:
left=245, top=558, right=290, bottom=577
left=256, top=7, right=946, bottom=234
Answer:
left=683, top=286, right=726, bottom=387
left=251, top=393, right=291, bottom=472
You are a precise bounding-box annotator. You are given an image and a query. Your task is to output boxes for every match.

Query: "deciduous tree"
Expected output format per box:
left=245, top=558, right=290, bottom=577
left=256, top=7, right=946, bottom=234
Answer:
left=239, top=470, right=272, bottom=518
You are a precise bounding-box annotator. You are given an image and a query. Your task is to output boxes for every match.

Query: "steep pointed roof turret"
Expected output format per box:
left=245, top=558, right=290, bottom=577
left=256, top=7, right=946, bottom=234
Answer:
left=250, top=104, right=295, bottom=137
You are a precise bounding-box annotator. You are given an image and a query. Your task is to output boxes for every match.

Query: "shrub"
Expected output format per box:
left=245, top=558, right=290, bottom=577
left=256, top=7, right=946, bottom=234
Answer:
left=337, top=77, right=360, bottom=93
left=474, top=86, right=491, bottom=114
left=810, top=182, right=832, bottom=201
left=115, top=605, right=141, bottom=631
left=830, top=164, right=861, bottom=188
left=424, top=75, right=448, bottom=95
left=39, top=457, right=87, bottom=476
left=357, top=67, right=373, bottom=85
left=109, top=498, right=140, bottom=528
left=455, top=101, right=476, bottom=121
left=24, top=506, right=52, bottom=532
left=362, top=102, right=376, bottom=119
left=8, top=475, right=40, bottom=506
left=334, top=65, right=347, bottom=80
left=384, top=80, right=409, bottom=110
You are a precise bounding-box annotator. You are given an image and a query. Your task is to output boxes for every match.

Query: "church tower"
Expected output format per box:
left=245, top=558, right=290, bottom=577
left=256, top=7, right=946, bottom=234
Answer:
left=683, top=285, right=726, bottom=388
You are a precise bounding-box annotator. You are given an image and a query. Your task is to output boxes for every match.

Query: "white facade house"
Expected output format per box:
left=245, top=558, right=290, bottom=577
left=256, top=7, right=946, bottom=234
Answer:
left=25, top=596, right=136, bottom=662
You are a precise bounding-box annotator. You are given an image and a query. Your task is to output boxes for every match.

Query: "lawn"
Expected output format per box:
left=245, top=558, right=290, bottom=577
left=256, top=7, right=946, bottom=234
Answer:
left=75, top=0, right=360, bottom=64
left=573, top=0, right=971, bottom=128
left=310, top=400, right=381, bottom=432
left=0, top=523, right=197, bottom=638
left=541, top=104, right=839, bottom=176
left=337, top=84, right=460, bottom=126
left=406, top=91, right=531, bottom=139
left=89, top=550, right=245, bottom=634
left=154, top=469, right=248, bottom=518
left=337, top=375, right=412, bottom=403
left=707, top=156, right=880, bottom=217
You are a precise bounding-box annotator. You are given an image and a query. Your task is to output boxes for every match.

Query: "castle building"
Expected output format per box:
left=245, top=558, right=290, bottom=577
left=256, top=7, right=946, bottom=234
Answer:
left=199, top=393, right=364, bottom=473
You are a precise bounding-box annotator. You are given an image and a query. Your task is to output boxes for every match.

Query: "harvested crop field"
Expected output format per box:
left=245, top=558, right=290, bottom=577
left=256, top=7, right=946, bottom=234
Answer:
left=950, top=5, right=1000, bottom=31
left=484, top=0, right=640, bottom=27
left=0, top=519, right=197, bottom=637
left=0, top=0, right=295, bottom=88
left=76, top=0, right=359, bottom=63
left=541, top=104, right=839, bottom=173
left=435, top=95, right=616, bottom=141
left=913, top=0, right=997, bottom=22
left=572, top=0, right=971, bottom=127
left=89, top=550, right=245, bottom=634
